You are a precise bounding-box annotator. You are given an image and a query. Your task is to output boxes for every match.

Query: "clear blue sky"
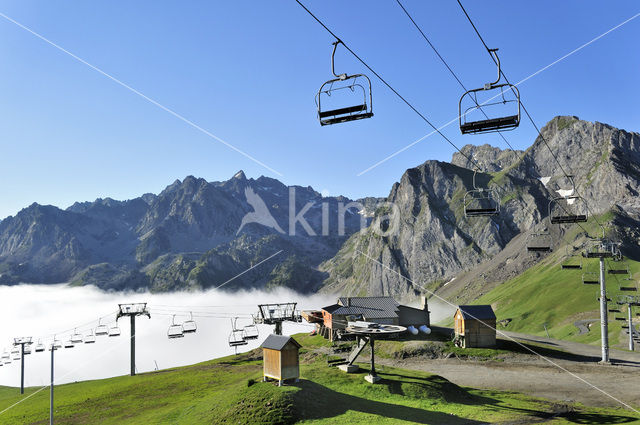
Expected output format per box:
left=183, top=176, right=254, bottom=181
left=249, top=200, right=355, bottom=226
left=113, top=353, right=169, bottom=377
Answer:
left=0, top=1, right=638, bottom=219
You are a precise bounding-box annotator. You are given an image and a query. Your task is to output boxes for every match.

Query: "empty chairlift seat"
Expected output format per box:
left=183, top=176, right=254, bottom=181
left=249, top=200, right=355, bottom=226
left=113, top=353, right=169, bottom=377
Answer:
left=84, top=331, right=96, bottom=344
left=243, top=324, right=259, bottom=340
left=316, top=41, right=373, bottom=126
left=95, top=319, right=109, bottom=336
left=464, top=170, right=500, bottom=217
left=167, top=315, right=184, bottom=339
left=108, top=324, right=121, bottom=337
left=182, top=312, right=197, bottom=334
left=582, top=272, right=599, bottom=285
left=526, top=232, right=553, bottom=253
left=459, top=49, right=520, bottom=135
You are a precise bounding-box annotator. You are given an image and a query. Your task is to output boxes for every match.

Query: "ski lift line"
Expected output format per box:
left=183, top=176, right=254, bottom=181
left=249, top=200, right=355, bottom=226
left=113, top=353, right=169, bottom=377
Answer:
left=354, top=249, right=639, bottom=414
left=0, top=326, right=141, bottom=417
left=396, top=1, right=523, bottom=139
left=454, top=1, right=636, bottom=236
left=298, top=0, right=593, bottom=236
left=11, top=310, right=119, bottom=344
left=294, top=0, right=481, bottom=172
left=0, top=12, right=282, bottom=177
left=214, top=250, right=284, bottom=291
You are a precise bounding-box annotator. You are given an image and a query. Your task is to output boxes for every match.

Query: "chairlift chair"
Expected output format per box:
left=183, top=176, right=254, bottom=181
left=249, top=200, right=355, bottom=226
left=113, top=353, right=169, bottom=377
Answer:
left=71, top=329, right=84, bottom=344
left=548, top=181, right=588, bottom=224
left=108, top=323, right=121, bottom=337
left=11, top=348, right=21, bottom=360
left=583, top=238, right=615, bottom=259
left=95, top=319, right=109, bottom=336
left=459, top=49, right=520, bottom=134
left=526, top=231, right=553, bottom=253
left=182, top=312, right=197, bottom=334
left=51, top=337, right=62, bottom=350
left=560, top=246, right=582, bottom=269
left=64, top=338, right=75, bottom=349
left=316, top=41, right=373, bottom=126
left=84, top=330, right=96, bottom=344
left=35, top=339, right=45, bottom=352
left=464, top=170, right=500, bottom=217
left=242, top=324, right=259, bottom=340
left=582, top=272, right=599, bottom=285
left=23, top=344, right=32, bottom=355
left=228, top=318, right=248, bottom=347
left=167, top=315, right=184, bottom=339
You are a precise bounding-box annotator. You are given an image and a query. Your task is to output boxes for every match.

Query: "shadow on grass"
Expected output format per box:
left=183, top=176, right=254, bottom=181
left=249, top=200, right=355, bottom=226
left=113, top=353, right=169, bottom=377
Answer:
left=291, top=379, right=484, bottom=424
left=496, top=339, right=640, bottom=367
left=292, top=370, right=639, bottom=425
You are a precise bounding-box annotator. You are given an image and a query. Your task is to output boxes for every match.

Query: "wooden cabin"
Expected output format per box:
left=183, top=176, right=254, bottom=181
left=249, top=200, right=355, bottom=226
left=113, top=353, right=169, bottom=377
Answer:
left=260, top=334, right=301, bottom=385
left=454, top=305, right=496, bottom=348
left=319, top=296, right=430, bottom=341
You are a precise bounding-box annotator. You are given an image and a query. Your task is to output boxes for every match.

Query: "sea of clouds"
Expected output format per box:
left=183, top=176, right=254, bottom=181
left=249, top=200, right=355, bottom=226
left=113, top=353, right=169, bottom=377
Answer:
left=0, top=284, right=336, bottom=387
left=0, top=284, right=455, bottom=389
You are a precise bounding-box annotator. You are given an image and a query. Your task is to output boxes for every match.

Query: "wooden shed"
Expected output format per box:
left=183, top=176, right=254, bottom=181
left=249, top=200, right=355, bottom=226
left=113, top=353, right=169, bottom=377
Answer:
left=260, top=334, right=301, bottom=385
left=454, top=305, right=496, bottom=348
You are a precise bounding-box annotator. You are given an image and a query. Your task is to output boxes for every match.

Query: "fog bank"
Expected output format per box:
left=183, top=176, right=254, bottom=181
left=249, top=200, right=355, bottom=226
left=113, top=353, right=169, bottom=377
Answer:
left=0, top=284, right=335, bottom=388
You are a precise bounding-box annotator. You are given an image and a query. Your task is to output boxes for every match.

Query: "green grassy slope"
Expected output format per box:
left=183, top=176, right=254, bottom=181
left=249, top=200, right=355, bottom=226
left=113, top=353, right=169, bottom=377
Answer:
left=0, top=334, right=637, bottom=424
left=471, top=224, right=639, bottom=347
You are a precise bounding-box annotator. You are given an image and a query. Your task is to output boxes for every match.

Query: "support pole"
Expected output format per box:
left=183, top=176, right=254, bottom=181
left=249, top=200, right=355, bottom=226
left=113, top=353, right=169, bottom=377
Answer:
left=599, top=257, right=609, bottom=363
left=629, top=304, right=634, bottom=351
left=50, top=346, right=54, bottom=425
left=20, top=344, right=25, bottom=395
left=130, top=315, right=136, bottom=376
left=370, top=337, right=376, bottom=378
left=275, top=321, right=282, bottom=336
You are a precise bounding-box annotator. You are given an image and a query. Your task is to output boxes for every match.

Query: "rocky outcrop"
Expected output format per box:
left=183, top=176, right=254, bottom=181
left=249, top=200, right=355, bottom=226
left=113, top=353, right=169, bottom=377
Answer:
left=320, top=116, right=640, bottom=299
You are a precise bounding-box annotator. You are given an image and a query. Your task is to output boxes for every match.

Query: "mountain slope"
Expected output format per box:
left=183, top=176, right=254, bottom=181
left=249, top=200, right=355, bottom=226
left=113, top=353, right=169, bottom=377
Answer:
left=0, top=173, right=377, bottom=292
left=320, top=116, right=640, bottom=299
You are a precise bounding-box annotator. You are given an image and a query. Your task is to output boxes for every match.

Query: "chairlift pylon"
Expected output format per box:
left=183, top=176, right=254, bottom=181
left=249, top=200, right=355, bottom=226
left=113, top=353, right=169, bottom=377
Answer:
left=464, top=170, right=500, bottom=217
left=182, top=312, right=197, bottom=334
left=316, top=40, right=373, bottom=126
left=459, top=49, right=520, bottom=134
left=167, top=315, right=185, bottom=339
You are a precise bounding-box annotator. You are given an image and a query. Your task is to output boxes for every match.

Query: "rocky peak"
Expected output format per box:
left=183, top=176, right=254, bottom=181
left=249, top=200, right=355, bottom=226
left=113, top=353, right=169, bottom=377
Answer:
left=451, top=144, right=523, bottom=173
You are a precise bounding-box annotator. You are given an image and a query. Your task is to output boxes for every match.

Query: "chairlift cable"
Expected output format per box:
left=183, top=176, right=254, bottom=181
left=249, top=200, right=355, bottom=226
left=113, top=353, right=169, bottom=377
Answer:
left=455, top=0, right=606, bottom=235
left=294, top=0, right=480, bottom=171
left=395, top=0, right=526, bottom=162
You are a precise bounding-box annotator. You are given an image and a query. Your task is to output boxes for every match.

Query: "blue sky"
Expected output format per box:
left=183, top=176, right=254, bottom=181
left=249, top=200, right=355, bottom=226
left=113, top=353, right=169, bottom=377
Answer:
left=0, top=0, right=638, bottom=219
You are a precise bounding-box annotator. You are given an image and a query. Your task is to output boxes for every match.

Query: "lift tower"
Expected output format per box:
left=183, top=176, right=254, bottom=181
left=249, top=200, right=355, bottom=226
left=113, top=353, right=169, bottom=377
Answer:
left=116, top=303, right=150, bottom=376
left=254, top=303, right=302, bottom=335
left=13, top=337, right=32, bottom=394
left=584, top=239, right=615, bottom=363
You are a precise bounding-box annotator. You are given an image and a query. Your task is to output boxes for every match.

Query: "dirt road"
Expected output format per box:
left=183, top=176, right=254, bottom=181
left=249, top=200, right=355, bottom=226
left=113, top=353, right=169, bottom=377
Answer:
left=381, top=331, right=640, bottom=409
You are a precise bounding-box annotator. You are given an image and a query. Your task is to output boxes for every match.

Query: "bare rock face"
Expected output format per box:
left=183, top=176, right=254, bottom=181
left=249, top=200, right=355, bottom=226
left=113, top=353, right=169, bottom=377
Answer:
left=320, top=116, right=640, bottom=299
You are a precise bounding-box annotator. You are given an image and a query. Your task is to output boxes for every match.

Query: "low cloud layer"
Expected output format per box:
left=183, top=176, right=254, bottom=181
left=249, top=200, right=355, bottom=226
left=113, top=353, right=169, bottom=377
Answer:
left=0, top=285, right=336, bottom=388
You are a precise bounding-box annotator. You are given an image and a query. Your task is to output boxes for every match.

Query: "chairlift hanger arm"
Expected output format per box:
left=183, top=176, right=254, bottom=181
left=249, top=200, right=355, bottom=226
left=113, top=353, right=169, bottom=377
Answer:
left=331, top=40, right=347, bottom=80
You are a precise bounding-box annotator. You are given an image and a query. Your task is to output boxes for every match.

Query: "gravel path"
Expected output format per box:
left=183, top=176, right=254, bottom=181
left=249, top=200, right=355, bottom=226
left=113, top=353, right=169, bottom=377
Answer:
left=379, top=330, right=640, bottom=410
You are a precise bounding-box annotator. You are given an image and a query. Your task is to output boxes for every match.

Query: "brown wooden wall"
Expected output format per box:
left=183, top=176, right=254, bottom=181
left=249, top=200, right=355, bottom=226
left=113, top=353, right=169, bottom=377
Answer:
left=263, top=348, right=281, bottom=379
left=263, top=345, right=300, bottom=381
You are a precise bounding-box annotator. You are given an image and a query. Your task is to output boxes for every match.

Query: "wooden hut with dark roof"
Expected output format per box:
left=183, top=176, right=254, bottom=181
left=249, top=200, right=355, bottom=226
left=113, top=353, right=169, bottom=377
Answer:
left=453, top=305, right=496, bottom=348
left=260, top=334, right=301, bottom=385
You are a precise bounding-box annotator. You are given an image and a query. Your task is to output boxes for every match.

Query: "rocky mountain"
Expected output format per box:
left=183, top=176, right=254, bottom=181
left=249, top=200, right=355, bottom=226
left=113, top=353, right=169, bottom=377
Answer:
left=0, top=172, right=379, bottom=292
left=320, top=116, right=640, bottom=300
